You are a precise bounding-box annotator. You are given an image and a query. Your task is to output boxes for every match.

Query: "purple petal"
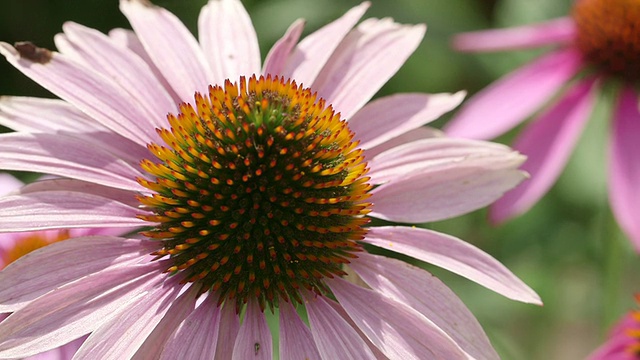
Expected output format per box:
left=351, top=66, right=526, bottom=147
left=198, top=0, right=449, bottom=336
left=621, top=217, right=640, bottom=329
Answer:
left=16, top=178, right=140, bottom=207
left=0, top=236, right=157, bottom=313
left=57, top=22, right=177, bottom=120
left=232, top=299, right=272, bottom=360
left=453, top=17, right=576, bottom=52
left=159, top=293, right=221, bottom=360
left=0, top=132, right=146, bottom=192
left=364, top=126, right=443, bottom=159
left=370, top=151, right=526, bottom=222
left=608, top=86, right=640, bottom=253
left=0, top=261, right=166, bottom=358
left=262, top=19, right=305, bottom=77
left=313, top=18, right=426, bottom=120
left=0, top=191, right=147, bottom=232
left=329, top=277, right=466, bottom=359
left=215, top=303, right=240, bottom=360
left=352, top=252, right=499, bottom=359
left=279, top=301, right=321, bottom=360
left=445, top=48, right=584, bottom=139
left=198, top=0, right=261, bottom=83
left=304, top=291, right=376, bottom=359
left=0, top=42, right=161, bottom=146
left=74, top=277, right=184, bottom=359
left=363, top=226, right=542, bottom=304
left=491, top=78, right=597, bottom=223
left=119, top=0, right=213, bottom=100
left=284, top=2, right=370, bottom=86
left=349, top=92, right=465, bottom=150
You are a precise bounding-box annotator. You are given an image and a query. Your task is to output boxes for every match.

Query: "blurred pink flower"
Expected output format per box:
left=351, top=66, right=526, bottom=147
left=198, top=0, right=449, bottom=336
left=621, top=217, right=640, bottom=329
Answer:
left=444, top=0, right=640, bottom=252
left=588, top=294, right=640, bottom=360
left=0, top=0, right=540, bottom=358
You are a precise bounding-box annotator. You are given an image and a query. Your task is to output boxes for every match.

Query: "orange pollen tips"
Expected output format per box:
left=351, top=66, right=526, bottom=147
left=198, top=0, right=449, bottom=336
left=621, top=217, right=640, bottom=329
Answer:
left=137, top=75, right=372, bottom=310
left=626, top=294, right=640, bottom=356
left=572, top=0, right=640, bottom=81
left=1, top=230, right=71, bottom=269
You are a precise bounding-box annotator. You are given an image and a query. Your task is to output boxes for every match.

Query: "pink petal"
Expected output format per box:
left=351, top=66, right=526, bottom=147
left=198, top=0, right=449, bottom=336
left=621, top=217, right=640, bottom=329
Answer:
left=364, top=226, right=542, bottom=304
left=262, top=19, right=305, bottom=77
left=0, top=132, right=146, bottom=192
left=370, top=151, right=526, bottom=222
left=608, top=86, right=640, bottom=253
left=313, top=18, right=426, bottom=120
left=352, top=252, right=499, bottom=360
left=304, top=291, right=376, bottom=359
left=445, top=48, right=584, bottom=139
left=0, top=191, right=147, bottom=232
left=349, top=91, right=465, bottom=150
left=132, top=285, right=200, bottom=360
left=283, top=2, right=370, bottom=86
left=232, top=299, right=272, bottom=360
left=0, top=174, right=23, bottom=195
left=74, top=277, right=185, bottom=359
left=0, top=42, right=160, bottom=146
left=329, top=277, right=466, bottom=359
left=214, top=303, right=240, bottom=360
left=198, top=0, right=261, bottom=83
left=159, top=293, right=221, bottom=360
left=278, top=301, right=321, bottom=360
left=0, top=261, right=165, bottom=358
left=16, top=178, right=140, bottom=207
left=0, top=236, right=157, bottom=313
left=119, top=0, right=213, bottom=100
left=453, top=17, right=576, bottom=52
left=491, top=78, right=597, bottom=223
left=364, top=126, right=443, bottom=159
left=368, top=137, right=515, bottom=184
left=57, top=22, right=177, bottom=119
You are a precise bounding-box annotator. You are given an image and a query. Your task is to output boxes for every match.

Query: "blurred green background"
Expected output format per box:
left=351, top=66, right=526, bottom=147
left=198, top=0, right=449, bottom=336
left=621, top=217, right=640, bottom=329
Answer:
left=1, top=0, right=638, bottom=359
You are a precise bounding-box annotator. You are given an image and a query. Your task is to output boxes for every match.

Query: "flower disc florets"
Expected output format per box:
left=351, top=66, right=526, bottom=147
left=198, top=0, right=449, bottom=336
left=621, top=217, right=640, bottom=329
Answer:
left=137, top=75, right=372, bottom=310
left=572, top=0, right=640, bottom=81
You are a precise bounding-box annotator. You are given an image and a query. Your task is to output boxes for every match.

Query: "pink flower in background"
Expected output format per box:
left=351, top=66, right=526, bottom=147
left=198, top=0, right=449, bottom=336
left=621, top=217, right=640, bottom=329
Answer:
left=588, top=294, right=640, bottom=360
left=444, top=0, right=640, bottom=252
left=0, top=0, right=540, bottom=358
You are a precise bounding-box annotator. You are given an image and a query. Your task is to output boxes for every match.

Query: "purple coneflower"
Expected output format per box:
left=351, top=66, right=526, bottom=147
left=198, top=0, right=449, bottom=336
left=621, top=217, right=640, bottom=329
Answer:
left=0, top=1, right=539, bottom=358
left=588, top=294, right=640, bottom=360
left=445, top=0, right=640, bottom=251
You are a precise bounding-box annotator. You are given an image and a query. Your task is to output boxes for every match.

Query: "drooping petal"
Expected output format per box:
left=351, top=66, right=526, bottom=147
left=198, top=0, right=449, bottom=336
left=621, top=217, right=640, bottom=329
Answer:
left=313, top=18, right=426, bottom=119
left=232, top=299, right=272, bottom=360
left=304, top=291, right=376, bottom=360
left=57, top=22, right=177, bottom=120
left=352, top=252, right=499, bottom=360
left=0, top=236, right=158, bottom=313
left=0, top=191, right=147, bottom=232
left=74, top=277, right=184, bottom=359
left=0, top=42, right=161, bottom=146
left=368, top=137, right=514, bottom=184
left=119, top=0, right=213, bottom=100
left=262, top=19, right=305, bottom=77
left=364, top=126, right=443, bottom=159
left=132, top=285, right=200, bottom=360
left=329, top=277, right=466, bottom=359
left=159, top=293, right=221, bottom=360
left=283, top=2, right=371, bottom=86
left=16, top=178, right=140, bottom=207
left=608, top=86, right=640, bottom=253
left=0, top=132, right=147, bottom=192
left=370, top=151, right=526, bottom=222
left=279, top=301, right=321, bottom=360
left=0, top=261, right=166, bottom=358
left=453, top=17, right=576, bottom=52
left=198, top=0, right=261, bottom=83
left=214, top=303, right=241, bottom=360
left=444, top=48, right=584, bottom=140
left=363, top=226, right=542, bottom=304
left=348, top=91, right=465, bottom=150
left=490, top=78, right=597, bottom=223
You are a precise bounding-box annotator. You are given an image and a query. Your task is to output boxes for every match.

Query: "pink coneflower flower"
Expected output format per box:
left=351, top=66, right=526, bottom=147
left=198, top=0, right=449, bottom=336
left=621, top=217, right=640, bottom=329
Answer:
left=0, top=1, right=540, bottom=358
left=444, top=0, right=640, bottom=251
left=588, top=294, right=640, bottom=360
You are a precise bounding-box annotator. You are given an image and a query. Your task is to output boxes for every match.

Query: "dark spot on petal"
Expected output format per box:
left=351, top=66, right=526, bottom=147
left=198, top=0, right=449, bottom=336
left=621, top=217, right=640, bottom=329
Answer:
left=14, top=42, right=52, bottom=64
